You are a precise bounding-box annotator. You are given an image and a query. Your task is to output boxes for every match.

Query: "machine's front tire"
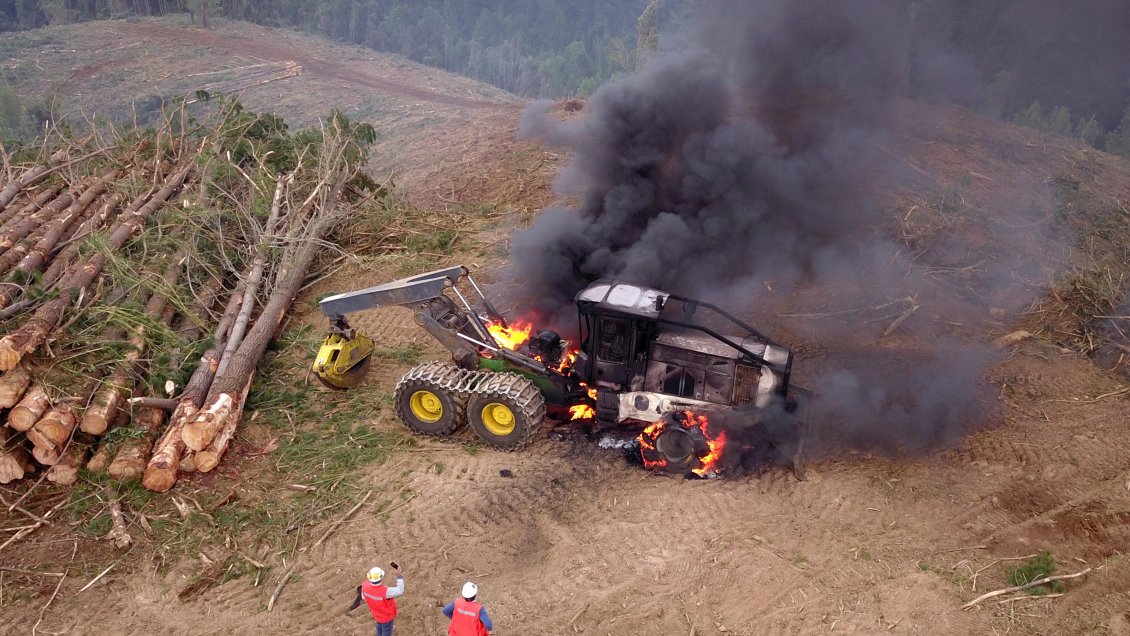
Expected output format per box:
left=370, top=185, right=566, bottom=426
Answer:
left=467, top=374, right=545, bottom=450
left=394, top=363, right=466, bottom=437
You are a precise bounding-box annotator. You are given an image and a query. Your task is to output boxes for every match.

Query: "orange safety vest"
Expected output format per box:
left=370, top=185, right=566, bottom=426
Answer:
left=362, top=580, right=397, bottom=623
left=448, top=598, right=488, bottom=636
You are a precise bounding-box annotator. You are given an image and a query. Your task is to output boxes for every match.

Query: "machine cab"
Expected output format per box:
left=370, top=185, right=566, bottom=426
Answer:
left=574, top=283, right=665, bottom=390
left=574, top=281, right=794, bottom=420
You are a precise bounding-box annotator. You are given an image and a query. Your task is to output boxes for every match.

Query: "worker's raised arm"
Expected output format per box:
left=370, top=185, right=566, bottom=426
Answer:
left=385, top=575, right=405, bottom=599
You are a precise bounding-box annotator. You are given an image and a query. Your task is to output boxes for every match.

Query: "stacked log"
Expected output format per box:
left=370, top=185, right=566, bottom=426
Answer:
left=0, top=191, right=74, bottom=256
left=0, top=107, right=372, bottom=495
left=47, top=440, right=87, bottom=485
left=82, top=251, right=184, bottom=435
left=39, top=192, right=125, bottom=290
left=142, top=287, right=242, bottom=492
left=0, top=364, right=30, bottom=407
left=0, top=165, right=191, bottom=371
left=0, top=146, right=195, bottom=485
left=9, top=385, right=50, bottom=431
left=0, top=148, right=67, bottom=211
left=0, top=426, right=35, bottom=483
left=0, top=174, right=119, bottom=305
left=27, top=404, right=78, bottom=464
left=107, top=406, right=164, bottom=480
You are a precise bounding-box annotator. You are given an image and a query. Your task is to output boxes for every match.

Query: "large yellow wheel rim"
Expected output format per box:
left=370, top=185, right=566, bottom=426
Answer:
left=480, top=402, right=516, bottom=436
left=409, top=390, right=444, bottom=423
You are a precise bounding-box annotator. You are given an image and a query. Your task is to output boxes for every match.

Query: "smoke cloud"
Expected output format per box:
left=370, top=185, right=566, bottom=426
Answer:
left=501, top=0, right=1005, bottom=461
left=906, top=0, right=1130, bottom=126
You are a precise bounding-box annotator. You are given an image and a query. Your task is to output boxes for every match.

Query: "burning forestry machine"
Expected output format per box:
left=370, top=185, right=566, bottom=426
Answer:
left=312, top=266, right=808, bottom=478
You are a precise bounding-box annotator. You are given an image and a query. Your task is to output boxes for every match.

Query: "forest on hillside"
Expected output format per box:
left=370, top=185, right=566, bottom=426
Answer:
left=2, top=0, right=1130, bottom=154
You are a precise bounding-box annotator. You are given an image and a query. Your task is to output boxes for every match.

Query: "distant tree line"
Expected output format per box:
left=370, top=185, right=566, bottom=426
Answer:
left=1012, top=100, right=1130, bottom=160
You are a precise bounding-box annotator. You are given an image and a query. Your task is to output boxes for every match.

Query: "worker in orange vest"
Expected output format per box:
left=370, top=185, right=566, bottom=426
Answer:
left=347, top=563, right=404, bottom=635
left=443, top=581, right=493, bottom=635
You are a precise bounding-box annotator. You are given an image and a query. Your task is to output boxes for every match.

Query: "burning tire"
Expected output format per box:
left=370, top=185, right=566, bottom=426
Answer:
left=394, top=363, right=467, bottom=437
left=639, top=410, right=727, bottom=476
left=467, top=373, right=545, bottom=450
left=655, top=426, right=707, bottom=469
left=641, top=424, right=711, bottom=471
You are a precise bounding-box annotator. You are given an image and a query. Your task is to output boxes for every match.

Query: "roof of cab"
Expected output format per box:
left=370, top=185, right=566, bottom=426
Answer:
left=575, top=282, right=669, bottom=319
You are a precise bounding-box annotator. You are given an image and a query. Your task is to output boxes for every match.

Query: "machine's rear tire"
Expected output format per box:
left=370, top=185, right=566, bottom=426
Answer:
left=467, top=374, right=545, bottom=450
left=394, top=363, right=466, bottom=437
left=654, top=425, right=709, bottom=470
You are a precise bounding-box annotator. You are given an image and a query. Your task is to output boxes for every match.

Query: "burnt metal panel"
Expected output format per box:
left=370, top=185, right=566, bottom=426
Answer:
left=733, top=364, right=760, bottom=407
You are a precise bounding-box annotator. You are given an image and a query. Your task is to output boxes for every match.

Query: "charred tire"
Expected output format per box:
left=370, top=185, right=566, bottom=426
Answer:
left=654, top=425, right=709, bottom=470
left=466, top=373, right=545, bottom=450
left=394, top=363, right=467, bottom=437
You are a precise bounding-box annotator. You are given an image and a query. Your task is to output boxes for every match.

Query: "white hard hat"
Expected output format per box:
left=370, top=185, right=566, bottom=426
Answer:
left=461, top=581, right=478, bottom=599
left=367, top=566, right=385, bottom=583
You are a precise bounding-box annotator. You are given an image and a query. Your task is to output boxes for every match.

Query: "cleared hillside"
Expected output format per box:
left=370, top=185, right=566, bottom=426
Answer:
left=0, top=16, right=559, bottom=210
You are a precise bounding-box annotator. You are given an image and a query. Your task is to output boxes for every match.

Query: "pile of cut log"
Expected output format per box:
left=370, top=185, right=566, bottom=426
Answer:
left=0, top=107, right=367, bottom=493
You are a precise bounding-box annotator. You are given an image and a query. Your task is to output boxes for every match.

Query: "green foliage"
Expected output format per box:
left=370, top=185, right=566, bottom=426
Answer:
left=275, top=420, right=405, bottom=485
left=0, top=85, right=57, bottom=147
left=0, top=86, right=26, bottom=140
left=1047, top=106, right=1073, bottom=137
left=1013, top=100, right=1047, bottom=132
left=636, top=0, right=660, bottom=67
left=1011, top=100, right=1130, bottom=160
left=1075, top=114, right=1104, bottom=147
left=407, top=228, right=457, bottom=254
left=1014, top=102, right=1075, bottom=139
left=1105, top=107, right=1130, bottom=160
left=1005, top=552, right=1064, bottom=595
left=211, top=96, right=295, bottom=174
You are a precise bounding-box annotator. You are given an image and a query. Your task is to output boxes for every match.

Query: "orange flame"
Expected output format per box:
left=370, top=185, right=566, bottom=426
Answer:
left=484, top=317, right=581, bottom=375
left=569, top=404, right=595, bottom=420
left=696, top=428, right=727, bottom=476
left=553, top=350, right=578, bottom=373
left=487, top=320, right=533, bottom=350
left=640, top=420, right=667, bottom=469
left=637, top=410, right=727, bottom=476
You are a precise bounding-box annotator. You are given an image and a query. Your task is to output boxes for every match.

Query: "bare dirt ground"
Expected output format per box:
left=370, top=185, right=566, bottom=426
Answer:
left=2, top=19, right=1129, bottom=636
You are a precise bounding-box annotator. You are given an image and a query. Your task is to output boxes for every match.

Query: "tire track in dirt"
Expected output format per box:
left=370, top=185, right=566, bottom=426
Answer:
left=266, top=442, right=605, bottom=634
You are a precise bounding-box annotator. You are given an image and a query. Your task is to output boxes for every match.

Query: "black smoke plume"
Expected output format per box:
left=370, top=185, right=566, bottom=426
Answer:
left=501, top=0, right=1002, bottom=462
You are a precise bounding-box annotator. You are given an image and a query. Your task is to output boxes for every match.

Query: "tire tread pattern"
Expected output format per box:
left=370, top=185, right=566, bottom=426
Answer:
left=393, top=362, right=545, bottom=450
left=393, top=361, right=468, bottom=437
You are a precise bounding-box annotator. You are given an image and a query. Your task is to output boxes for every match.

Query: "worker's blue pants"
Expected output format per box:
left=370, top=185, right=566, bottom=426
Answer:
left=375, top=620, right=394, bottom=636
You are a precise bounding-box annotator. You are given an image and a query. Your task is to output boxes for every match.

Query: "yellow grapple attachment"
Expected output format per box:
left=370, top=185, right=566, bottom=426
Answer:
left=312, top=331, right=375, bottom=389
